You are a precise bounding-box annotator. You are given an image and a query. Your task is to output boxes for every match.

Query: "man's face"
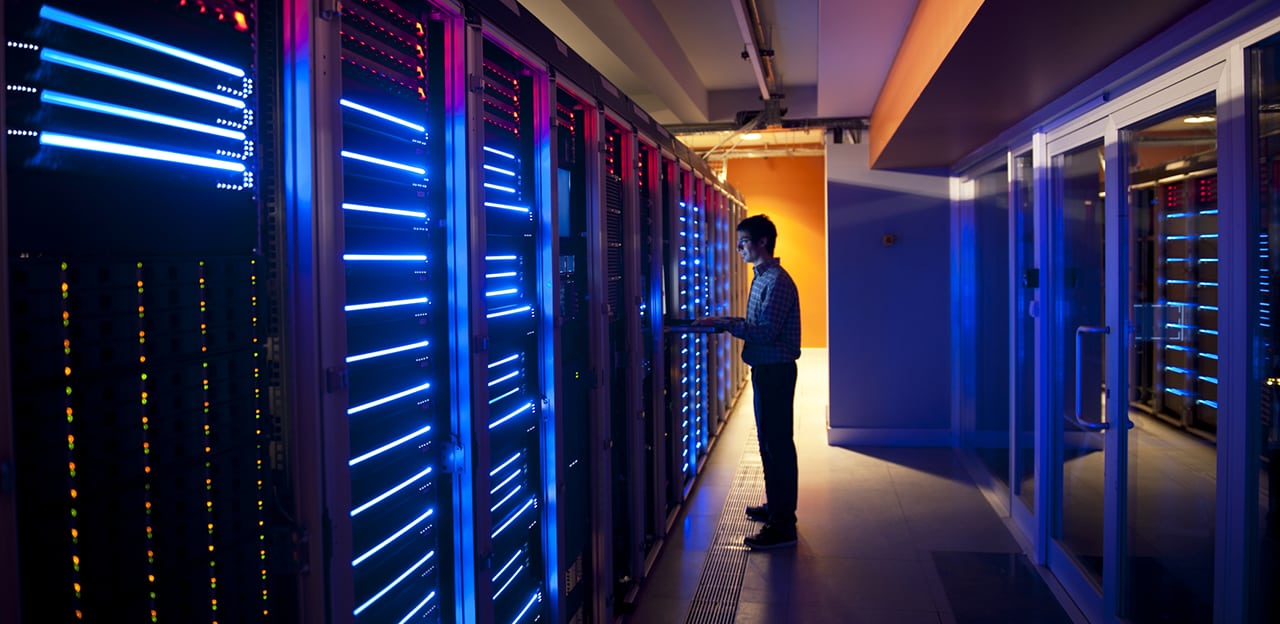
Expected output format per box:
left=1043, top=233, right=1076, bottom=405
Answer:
left=736, top=231, right=766, bottom=264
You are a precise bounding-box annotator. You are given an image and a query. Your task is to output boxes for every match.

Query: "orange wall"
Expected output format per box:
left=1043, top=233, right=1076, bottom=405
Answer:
left=725, top=156, right=828, bottom=348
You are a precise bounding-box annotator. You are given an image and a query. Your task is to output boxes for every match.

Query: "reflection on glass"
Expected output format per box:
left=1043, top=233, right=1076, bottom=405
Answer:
left=1250, top=33, right=1280, bottom=624
left=1014, top=152, right=1036, bottom=511
left=1124, top=94, right=1217, bottom=622
left=1055, top=140, right=1106, bottom=587
left=974, top=165, right=1012, bottom=490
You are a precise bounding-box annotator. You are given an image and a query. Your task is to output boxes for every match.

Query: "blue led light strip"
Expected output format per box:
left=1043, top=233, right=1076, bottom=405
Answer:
left=489, top=354, right=520, bottom=368
left=490, top=470, right=520, bottom=494
left=493, top=564, right=525, bottom=600
left=347, top=382, right=431, bottom=415
left=489, top=388, right=519, bottom=405
left=340, top=98, right=425, bottom=133
left=487, top=305, right=532, bottom=319
left=351, top=468, right=434, bottom=516
left=491, top=485, right=523, bottom=511
left=490, top=402, right=534, bottom=429
left=40, top=6, right=245, bottom=76
left=492, top=497, right=536, bottom=537
left=343, top=203, right=427, bottom=219
left=348, top=425, right=432, bottom=466
left=490, top=453, right=521, bottom=476
left=484, top=164, right=516, bottom=176
left=513, top=591, right=541, bottom=624
left=343, top=254, right=428, bottom=262
left=353, top=550, right=437, bottom=614
left=40, top=132, right=246, bottom=171
left=346, top=340, right=430, bottom=363
left=488, top=370, right=520, bottom=386
left=41, top=91, right=247, bottom=139
left=41, top=49, right=245, bottom=108
left=344, top=297, right=429, bottom=312
left=353, top=509, right=435, bottom=566
left=341, top=150, right=426, bottom=175
left=485, top=201, right=531, bottom=213
left=484, top=145, right=516, bottom=159
left=396, top=591, right=437, bottom=624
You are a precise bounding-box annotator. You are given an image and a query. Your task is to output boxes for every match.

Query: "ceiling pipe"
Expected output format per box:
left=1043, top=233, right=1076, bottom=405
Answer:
left=668, top=115, right=869, bottom=136
left=730, top=0, right=772, bottom=102
left=744, top=0, right=780, bottom=98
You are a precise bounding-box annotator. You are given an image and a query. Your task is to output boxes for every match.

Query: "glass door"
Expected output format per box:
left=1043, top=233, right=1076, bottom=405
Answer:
left=1045, top=88, right=1222, bottom=623
left=1049, top=137, right=1111, bottom=611
left=1120, top=95, right=1219, bottom=623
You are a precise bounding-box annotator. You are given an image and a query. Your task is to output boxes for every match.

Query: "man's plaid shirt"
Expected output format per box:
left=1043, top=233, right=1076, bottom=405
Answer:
left=724, top=257, right=801, bottom=365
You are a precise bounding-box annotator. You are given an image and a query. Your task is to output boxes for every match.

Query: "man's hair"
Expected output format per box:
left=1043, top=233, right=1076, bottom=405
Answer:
left=737, top=214, right=778, bottom=254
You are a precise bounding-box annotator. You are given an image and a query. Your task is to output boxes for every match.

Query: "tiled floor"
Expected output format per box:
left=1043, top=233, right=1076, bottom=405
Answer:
left=627, top=349, right=1086, bottom=624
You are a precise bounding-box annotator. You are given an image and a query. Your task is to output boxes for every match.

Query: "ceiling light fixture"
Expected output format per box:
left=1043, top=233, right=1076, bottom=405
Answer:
left=1183, top=115, right=1216, bottom=124
left=741, top=132, right=762, bottom=140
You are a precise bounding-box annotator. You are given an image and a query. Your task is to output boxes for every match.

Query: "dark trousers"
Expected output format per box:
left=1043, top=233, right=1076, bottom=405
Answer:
left=751, top=361, right=798, bottom=527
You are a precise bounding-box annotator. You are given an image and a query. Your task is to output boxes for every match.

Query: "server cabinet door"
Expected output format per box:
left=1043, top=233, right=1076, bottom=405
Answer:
left=333, top=3, right=459, bottom=623
left=549, top=81, right=603, bottom=624
left=467, top=33, right=553, bottom=624
left=4, top=2, right=291, bottom=621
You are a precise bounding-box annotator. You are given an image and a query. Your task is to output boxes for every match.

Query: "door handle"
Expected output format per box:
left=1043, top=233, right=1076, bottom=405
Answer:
left=1073, top=325, right=1110, bottom=431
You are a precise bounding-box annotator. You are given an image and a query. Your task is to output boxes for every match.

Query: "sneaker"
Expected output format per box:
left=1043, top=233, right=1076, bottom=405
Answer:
left=745, top=504, right=769, bottom=522
left=743, top=524, right=797, bottom=550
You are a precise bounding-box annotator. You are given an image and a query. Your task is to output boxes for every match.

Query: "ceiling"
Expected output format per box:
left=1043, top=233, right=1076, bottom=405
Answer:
left=516, top=0, right=1237, bottom=168
left=517, top=0, right=920, bottom=153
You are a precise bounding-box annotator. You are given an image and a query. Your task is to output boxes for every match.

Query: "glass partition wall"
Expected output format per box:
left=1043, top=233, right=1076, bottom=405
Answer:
left=1250, top=33, right=1280, bottom=624
left=956, top=30, right=1280, bottom=620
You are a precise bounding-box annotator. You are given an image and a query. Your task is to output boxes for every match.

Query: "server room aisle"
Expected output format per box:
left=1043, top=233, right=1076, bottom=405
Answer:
left=628, top=349, right=1087, bottom=624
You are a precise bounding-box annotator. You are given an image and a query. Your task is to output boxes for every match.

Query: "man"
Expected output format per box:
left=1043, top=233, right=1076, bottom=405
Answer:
left=695, top=214, right=801, bottom=549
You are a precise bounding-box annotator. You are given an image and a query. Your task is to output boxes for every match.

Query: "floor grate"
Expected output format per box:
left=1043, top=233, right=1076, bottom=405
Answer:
left=685, top=432, right=766, bottom=624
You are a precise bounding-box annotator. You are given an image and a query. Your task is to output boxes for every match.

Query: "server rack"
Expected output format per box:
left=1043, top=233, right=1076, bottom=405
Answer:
left=691, top=175, right=712, bottom=462
left=333, top=2, right=457, bottom=622
left=3, top=2, right=291, bottom=621
left=466, top=29, right=553, bottom=624
left=668, top=165, right=698, bottom=491
left=602, top=113, right=647, bottom=609
left=636, top=138, right=668, bottom=576
left=549, top=77, right=601, bottom=624
left=1, top=2, right=752, bottom=623
left=708, top=187, right=728, bottom=428
left=728, top=195, right=747, bottom=390
left=1132, top=162, right=1220, bottom=436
